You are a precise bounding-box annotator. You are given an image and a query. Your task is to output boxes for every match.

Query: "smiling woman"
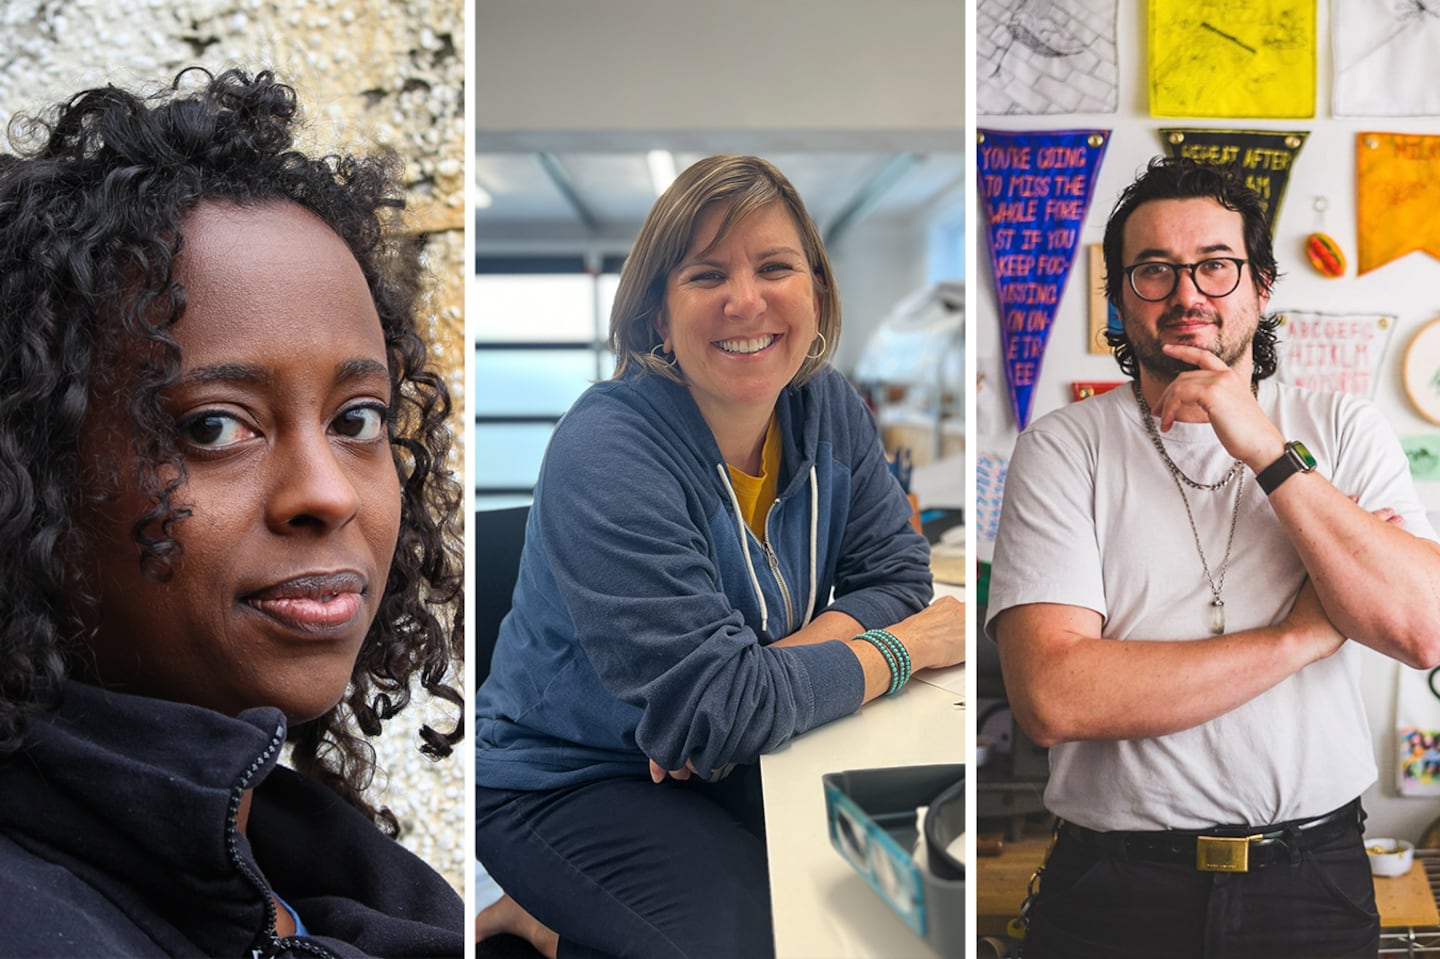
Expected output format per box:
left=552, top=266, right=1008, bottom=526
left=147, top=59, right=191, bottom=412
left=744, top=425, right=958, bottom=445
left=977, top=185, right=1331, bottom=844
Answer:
left=474, top=155, right=965, bottom=957
left=0, top=69, right=463, bottom=956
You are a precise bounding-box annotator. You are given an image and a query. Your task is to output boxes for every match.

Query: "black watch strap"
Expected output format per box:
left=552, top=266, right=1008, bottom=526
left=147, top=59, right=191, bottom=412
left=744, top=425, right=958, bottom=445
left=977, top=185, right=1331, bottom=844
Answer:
left=1257, top=440, right=1317, bottom=495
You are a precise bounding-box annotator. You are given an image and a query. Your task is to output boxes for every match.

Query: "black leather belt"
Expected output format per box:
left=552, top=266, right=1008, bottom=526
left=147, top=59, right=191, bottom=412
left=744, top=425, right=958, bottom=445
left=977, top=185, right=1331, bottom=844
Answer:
left=1058, top=799, right=1364, bottom=872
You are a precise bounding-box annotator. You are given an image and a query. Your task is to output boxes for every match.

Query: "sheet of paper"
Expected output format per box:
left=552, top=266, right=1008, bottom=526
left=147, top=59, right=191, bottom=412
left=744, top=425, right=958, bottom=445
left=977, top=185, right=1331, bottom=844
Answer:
left=977, top=0, right=1118, bottom=115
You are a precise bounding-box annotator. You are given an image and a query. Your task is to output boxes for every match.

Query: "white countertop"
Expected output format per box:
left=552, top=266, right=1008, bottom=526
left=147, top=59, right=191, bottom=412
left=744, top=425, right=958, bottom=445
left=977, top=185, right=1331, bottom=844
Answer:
left=761, top=672, right=965, bottom=958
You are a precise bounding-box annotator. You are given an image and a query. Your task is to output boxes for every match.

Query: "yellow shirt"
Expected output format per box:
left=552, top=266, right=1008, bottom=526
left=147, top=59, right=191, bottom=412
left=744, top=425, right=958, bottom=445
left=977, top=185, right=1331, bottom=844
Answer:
left=726, top=414, right=782, bottom=542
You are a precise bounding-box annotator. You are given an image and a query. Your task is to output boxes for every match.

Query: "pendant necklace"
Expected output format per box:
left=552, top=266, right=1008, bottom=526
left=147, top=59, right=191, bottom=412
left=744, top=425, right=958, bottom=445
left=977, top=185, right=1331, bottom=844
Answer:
left=1132, top=380, right=1245, bottom=634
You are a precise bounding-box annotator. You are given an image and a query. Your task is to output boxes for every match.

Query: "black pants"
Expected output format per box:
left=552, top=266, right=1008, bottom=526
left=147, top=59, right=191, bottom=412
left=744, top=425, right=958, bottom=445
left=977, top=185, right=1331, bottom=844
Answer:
left=1021, top=822, right=1379, bottom=959
left=476, top=766, right=773, bottom=959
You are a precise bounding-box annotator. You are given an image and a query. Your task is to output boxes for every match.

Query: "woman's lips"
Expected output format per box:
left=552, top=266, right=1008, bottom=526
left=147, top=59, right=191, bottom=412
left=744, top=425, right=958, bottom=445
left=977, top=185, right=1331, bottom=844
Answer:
left=242, top=572, right=367, bottom=633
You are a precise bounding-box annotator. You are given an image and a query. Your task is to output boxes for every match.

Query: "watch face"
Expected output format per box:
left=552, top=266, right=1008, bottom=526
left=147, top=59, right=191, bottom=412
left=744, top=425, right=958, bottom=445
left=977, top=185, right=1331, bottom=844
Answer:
left=1291, top=441, right=1317, bottom=470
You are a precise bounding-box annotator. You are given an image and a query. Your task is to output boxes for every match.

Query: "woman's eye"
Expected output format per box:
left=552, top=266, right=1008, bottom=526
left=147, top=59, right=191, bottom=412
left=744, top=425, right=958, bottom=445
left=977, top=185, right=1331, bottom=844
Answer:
left=689, top=270, right=723, bottom=283
left=761, top=262, right=796, bottom=275
left=179, top=412, right=253, bottom=450
left=333, top=405, right=387, bottom=441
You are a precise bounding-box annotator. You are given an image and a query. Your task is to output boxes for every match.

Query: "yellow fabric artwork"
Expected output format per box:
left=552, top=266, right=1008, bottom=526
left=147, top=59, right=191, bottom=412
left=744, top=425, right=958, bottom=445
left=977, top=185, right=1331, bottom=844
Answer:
left=1149, top=0, right=1315, bottom=118
left=1356, top=133, right=1440, bottom=275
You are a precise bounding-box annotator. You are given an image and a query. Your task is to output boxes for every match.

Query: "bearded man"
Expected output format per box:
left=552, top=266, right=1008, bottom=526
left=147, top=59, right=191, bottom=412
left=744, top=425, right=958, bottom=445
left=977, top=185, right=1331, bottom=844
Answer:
left=986, top=157, right=1440, bottom=959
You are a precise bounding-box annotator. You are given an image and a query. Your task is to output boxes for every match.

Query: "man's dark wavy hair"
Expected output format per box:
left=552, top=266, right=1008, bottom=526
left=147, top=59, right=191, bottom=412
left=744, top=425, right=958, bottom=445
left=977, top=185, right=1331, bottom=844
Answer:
left=1101, top=156, right=1282, bottom=382
left=0, top=68, right=463, bottom=833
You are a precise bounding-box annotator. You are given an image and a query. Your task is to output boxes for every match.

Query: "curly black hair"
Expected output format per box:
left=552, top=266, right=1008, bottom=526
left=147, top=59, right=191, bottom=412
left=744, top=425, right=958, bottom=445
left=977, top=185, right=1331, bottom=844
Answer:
left=1101, top=156, right=1282, bottom=383
left=0, top=68, right=463, bottom=833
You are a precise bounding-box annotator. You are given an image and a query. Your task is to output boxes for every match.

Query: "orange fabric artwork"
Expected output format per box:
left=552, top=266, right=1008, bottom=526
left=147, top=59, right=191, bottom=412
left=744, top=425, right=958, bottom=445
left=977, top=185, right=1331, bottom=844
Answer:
left=1356, top=133, right=1440, bottom=275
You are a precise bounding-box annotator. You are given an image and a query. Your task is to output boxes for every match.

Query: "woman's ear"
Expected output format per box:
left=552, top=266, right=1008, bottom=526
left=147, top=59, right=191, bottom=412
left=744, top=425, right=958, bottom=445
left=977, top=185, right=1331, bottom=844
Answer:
left=651, top=311, right=671, bottom=353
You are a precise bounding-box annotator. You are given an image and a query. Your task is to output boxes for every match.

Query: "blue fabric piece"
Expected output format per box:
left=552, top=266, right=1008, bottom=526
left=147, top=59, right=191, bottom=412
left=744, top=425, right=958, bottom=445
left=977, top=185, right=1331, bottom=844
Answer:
left=475, top=367, right=932, bottom=790
left=276, top=894, right=308, bottom=938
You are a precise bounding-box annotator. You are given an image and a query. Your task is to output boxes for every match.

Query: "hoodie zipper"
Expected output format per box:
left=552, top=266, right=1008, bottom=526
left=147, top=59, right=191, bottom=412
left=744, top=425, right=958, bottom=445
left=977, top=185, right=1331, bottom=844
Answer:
left=761, top=502, right=795, bottom=635
left=229, top=722, right=339, bottom=959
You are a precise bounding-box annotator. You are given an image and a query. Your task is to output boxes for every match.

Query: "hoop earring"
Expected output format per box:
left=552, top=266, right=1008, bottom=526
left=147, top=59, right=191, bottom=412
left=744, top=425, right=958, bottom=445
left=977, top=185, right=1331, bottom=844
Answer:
left=806, top=331, right=828, bottom=362
left=650, top=342, right=678, bottom=370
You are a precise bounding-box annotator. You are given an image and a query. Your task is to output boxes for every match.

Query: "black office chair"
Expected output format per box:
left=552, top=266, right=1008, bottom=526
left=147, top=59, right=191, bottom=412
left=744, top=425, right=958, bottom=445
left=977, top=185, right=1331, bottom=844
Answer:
left=474, top=505, right=530, bottom=686
left=475, top=505, right=546, bottom=958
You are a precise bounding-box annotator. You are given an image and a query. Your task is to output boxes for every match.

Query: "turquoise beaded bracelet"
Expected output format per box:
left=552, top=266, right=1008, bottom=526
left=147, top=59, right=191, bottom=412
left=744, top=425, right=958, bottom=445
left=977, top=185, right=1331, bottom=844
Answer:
left=855, top=628, right=912, bottom=695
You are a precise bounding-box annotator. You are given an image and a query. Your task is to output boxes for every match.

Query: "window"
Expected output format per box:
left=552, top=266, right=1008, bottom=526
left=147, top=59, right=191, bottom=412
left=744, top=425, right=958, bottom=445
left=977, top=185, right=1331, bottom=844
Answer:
left=473, top=257, right=622, bottom=508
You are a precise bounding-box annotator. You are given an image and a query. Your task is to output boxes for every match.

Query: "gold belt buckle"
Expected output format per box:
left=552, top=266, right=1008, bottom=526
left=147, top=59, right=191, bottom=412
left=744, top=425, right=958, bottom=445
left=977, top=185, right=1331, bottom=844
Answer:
left=1196, top=834, right=1260, bottom=872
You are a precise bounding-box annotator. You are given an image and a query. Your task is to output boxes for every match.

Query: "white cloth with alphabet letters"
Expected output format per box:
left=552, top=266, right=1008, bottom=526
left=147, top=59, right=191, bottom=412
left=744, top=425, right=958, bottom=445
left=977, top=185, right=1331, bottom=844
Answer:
left=986, top=378, right=1434, bottom=831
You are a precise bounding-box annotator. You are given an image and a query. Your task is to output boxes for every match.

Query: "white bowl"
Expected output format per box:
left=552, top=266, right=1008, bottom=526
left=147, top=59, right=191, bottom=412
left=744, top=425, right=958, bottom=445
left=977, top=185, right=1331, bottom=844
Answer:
left=1366, top=837, right=1415, bottom=877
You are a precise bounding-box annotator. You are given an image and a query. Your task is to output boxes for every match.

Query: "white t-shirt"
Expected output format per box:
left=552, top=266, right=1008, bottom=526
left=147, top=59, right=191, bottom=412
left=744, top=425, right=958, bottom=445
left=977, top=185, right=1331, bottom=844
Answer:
left=985, top=379, right=1435, bottom=831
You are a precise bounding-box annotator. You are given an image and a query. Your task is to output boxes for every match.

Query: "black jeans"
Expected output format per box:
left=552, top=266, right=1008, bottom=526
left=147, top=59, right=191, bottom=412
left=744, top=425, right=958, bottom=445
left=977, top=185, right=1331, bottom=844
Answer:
left=476, top=767, right=773, bottom=959
left=1021, top=821, right=1379, bottom=959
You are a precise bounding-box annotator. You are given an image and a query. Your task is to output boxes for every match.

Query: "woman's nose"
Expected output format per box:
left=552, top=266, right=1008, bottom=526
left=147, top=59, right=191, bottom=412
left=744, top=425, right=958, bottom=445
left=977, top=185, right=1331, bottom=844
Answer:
left=724, top=275, right=765, bottom=320
left=265, top=433, right=361, bottom=533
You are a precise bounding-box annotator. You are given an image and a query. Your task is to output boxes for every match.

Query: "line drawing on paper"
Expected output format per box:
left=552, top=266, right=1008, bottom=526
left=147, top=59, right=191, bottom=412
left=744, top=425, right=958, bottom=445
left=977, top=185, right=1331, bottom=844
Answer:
left=1334, top=0, right=1440, bottom=115
left=1199, top=21, right=1258, bottom=54
left=978, top=0, right=1117, bottom=115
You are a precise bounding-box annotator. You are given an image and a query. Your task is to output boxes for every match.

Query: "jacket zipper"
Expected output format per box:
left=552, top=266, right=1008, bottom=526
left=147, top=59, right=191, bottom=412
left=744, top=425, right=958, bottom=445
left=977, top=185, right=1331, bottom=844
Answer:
left=229, top=722, right=339, bottom=959
left=761, top=502, right=795, bottom=635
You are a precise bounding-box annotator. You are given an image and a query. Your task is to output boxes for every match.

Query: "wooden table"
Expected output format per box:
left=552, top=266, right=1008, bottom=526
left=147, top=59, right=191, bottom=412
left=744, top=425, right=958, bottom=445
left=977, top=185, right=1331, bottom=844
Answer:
left=1376, top=860, right=1440, bottom=929
left=975, top=834, right=1048, bottom=939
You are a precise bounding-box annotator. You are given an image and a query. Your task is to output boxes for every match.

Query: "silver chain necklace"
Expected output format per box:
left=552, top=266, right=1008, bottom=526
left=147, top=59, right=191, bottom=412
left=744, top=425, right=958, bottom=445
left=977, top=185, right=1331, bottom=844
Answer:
left=1130, top=380, right=1244, bottom=491
left=1132, top=380, right=1245, bottom=634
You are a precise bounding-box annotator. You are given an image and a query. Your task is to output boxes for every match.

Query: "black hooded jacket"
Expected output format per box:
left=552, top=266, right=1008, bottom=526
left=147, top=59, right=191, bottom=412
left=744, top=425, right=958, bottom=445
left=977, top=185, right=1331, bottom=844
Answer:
left=0, top=682, right=462, bottom=957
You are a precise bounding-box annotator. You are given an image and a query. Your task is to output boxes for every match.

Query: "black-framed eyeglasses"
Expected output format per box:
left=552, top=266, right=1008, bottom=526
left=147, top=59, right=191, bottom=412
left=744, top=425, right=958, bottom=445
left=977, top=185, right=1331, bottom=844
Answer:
left=1123, top=257, right=1248, bottom=302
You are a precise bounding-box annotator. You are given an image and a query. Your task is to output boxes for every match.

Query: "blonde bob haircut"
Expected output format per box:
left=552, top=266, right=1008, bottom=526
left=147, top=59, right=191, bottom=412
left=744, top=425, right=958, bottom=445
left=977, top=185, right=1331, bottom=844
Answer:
left=609, top=154, right=840, bottom=387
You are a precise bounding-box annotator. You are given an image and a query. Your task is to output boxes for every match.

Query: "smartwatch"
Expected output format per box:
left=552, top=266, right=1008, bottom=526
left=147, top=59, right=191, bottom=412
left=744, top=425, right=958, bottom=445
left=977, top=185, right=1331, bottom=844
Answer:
left=1256, top=440, right=1317, bottom=495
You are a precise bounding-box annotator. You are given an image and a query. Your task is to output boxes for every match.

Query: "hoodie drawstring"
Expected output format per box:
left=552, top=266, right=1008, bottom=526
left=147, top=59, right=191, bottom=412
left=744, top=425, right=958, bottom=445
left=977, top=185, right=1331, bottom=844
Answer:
left=716, top=462, right=819, bottom=635
left=718, top=463, right=770, bottom=634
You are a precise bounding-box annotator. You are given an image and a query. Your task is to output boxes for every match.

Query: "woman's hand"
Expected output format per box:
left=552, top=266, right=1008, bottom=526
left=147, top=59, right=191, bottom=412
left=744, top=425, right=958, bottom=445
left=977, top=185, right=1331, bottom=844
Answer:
left=648, top=758, right=699, bottom=783
left=883, top=595, right=966, bottom=672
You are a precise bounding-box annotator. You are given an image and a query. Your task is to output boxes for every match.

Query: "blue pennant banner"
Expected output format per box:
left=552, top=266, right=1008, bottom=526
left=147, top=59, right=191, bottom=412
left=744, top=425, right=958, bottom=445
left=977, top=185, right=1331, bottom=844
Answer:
left=979, top=129, right=1109, bottom=430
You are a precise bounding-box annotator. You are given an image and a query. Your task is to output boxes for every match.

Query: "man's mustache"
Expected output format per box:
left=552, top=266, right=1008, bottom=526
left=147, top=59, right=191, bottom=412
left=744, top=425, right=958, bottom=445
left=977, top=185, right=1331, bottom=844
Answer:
left=1159, top=307, right=1221, bottom=328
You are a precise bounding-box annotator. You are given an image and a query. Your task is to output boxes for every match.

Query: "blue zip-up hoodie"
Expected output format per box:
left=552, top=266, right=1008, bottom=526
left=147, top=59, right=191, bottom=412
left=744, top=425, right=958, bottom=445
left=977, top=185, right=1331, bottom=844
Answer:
left=475, top=367, right=932, bottom=790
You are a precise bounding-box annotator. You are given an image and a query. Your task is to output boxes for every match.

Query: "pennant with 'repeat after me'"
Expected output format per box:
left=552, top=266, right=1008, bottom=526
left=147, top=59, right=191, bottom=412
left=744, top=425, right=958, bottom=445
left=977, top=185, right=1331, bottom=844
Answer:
left=1356, top=133, right=1440, bottom=274
left=979, top=128, right=1109, bottom=430
left=1160, top=129, right=1307, bottom=230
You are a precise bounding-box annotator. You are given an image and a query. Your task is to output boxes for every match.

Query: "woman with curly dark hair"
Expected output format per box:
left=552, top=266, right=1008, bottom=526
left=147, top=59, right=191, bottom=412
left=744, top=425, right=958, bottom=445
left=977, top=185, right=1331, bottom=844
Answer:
left=0, top=68, right=464, bottom=957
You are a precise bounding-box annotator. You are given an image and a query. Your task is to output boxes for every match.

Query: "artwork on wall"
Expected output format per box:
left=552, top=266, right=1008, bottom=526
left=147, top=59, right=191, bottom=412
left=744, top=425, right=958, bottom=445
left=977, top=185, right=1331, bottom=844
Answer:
left=978, top=128, right=1110, bottom=430
left=1334, top=0, right=1440, bottom=116
left=1086, top=244, right=1117, bottom=355
left=1402, top=317, right=1440, bottom=425
left=1070, top=381, right=1123, bottom=401
left=1402, top=435, right=1440, bottom=483
left=976, top=450, right=1011, bottom=549
left=1356, top=133, right=1440, bottom=275
left=1274, top=312, right=1394, bottom=399
left=1159, top=129, right=1307, bottom=230
left=1148, top=0, right=1315, bottom=118
left=1397, top=667, right=1440, bottom=797
left=977, top=0, right=1118, bottom=115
